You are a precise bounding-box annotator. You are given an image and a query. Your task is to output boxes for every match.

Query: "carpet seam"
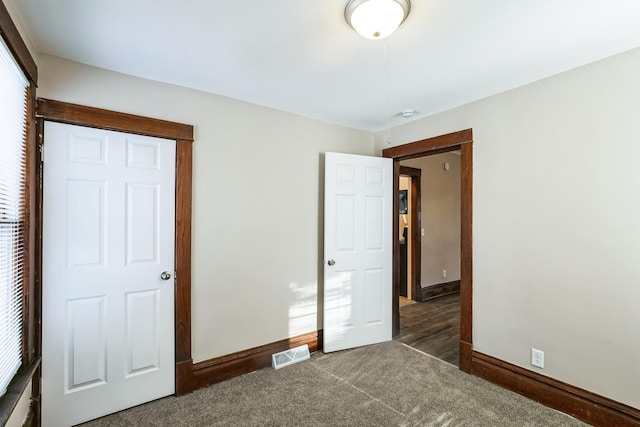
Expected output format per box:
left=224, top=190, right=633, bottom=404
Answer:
left=399, top=342, right=459, bottom=369
left=308, top=362, right=408, bottom=420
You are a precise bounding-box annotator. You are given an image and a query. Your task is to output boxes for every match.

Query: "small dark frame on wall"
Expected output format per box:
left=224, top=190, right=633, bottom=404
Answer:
left=399, top=189, right=408, bottom=214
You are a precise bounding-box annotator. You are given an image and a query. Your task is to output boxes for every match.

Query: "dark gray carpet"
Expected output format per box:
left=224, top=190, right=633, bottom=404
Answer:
left=81, top=341, right=586, bottom=426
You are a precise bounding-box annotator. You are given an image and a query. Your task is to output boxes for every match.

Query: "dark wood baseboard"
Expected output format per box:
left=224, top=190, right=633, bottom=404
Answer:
left=420, top=280, right=460, bottom=301
left=472, top=351, right=640, bottom=426
left=191, top=331, right=319, bottom=391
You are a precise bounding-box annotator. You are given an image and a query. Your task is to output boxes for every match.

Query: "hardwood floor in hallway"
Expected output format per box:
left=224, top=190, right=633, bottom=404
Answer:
left=395, top=293, right=460, bottom=366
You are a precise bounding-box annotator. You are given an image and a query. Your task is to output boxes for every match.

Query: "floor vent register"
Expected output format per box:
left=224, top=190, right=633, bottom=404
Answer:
left=272, top=344, right=311, bottom=370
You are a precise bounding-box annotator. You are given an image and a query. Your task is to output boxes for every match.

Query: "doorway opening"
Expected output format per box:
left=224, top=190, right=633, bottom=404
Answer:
left=383, top=129, right=473, bottom=373
left=396, top=153, right=461, bottom=366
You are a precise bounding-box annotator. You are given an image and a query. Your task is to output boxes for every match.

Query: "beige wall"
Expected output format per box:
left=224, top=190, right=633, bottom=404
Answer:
left=35, top=54, right=374, bottom=362
left=5, top=380, right=31, bottom=427
left=401, top=153, right=461, bottom=287
left=375, top=47, right=640, bottom=409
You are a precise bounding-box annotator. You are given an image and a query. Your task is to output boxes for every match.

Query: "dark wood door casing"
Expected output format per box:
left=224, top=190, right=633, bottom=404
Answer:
left=399, top=166, right=421, bottom=303
left=35, top=98, right=195, bottom=394
left=383, top=129, right=473, bottom=373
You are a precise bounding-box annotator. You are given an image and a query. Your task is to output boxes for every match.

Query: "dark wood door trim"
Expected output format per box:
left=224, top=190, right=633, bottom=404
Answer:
left=36, top=99, right=193, bottom=141
left=399, top=166, right=421, bottom=302
left=391, top=161, right=400, bottom=335
left=459, top=142, right=473, bottom=373
left=35, top=99, right=195, bottom=395
left=383, top=128, right=473, bottom=373
left=383, top=129, right=471, bottom=159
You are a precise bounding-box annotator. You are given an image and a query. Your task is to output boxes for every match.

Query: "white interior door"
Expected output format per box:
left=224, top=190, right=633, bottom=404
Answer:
left=323, top=152, right=392, bottom=353
left=42, top=122, right=176, bottom=426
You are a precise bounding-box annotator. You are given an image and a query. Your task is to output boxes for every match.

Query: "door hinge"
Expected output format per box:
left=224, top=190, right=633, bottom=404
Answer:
left=39, top=143, right=45, bottom=163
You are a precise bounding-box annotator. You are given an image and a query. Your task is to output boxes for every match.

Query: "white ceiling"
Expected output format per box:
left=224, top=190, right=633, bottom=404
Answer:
left=11, top=0, right=640, bottom=131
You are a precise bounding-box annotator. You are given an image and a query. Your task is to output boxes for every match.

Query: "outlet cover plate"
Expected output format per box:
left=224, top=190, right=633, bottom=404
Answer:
left=531, top=348, right=544, bottom=368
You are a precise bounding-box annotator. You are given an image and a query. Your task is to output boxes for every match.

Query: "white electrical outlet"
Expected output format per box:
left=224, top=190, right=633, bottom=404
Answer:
left=531, top=348, right=544, bottom=368
left=442, top=269, right=447, bottom=278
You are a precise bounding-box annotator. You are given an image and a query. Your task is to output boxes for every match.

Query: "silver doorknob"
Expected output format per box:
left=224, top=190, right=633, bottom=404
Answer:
left=327, top=259, right=335, bottom=266
left=160, top=271, right=172, bottom=280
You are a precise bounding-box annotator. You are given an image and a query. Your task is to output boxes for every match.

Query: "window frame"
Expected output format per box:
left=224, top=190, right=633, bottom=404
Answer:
left=0, top=1, right=39, bottom=425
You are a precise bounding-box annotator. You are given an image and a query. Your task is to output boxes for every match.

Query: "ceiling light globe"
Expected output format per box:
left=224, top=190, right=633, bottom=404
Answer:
left=346, top=0, right=410, bottom=40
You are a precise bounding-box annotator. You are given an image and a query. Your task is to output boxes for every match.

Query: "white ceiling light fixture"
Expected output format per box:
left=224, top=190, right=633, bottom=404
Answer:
left=345, top=0, right=411, bottom=39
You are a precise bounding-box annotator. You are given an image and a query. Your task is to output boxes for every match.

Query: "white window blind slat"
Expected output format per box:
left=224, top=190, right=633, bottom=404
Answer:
left=0, top=35, right=29, bottom=397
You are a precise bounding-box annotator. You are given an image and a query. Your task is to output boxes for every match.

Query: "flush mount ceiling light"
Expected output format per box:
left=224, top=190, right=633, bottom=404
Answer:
left=345, top=0, right=411, bottom=39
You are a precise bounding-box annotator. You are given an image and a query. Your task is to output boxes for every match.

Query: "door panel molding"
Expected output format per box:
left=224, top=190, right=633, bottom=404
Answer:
left=36, top=99, right=194, bottom=396
left=383, top=128, right=473, bottom=373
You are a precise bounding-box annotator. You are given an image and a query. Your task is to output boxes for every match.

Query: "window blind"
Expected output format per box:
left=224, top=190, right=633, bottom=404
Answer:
left=0, top=36, right=29, bottom=396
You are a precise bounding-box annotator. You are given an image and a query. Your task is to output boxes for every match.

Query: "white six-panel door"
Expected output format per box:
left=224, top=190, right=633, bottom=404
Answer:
left=323, top=152, right=392, bottom=353
left=42, top=122, right=176, bottom=426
